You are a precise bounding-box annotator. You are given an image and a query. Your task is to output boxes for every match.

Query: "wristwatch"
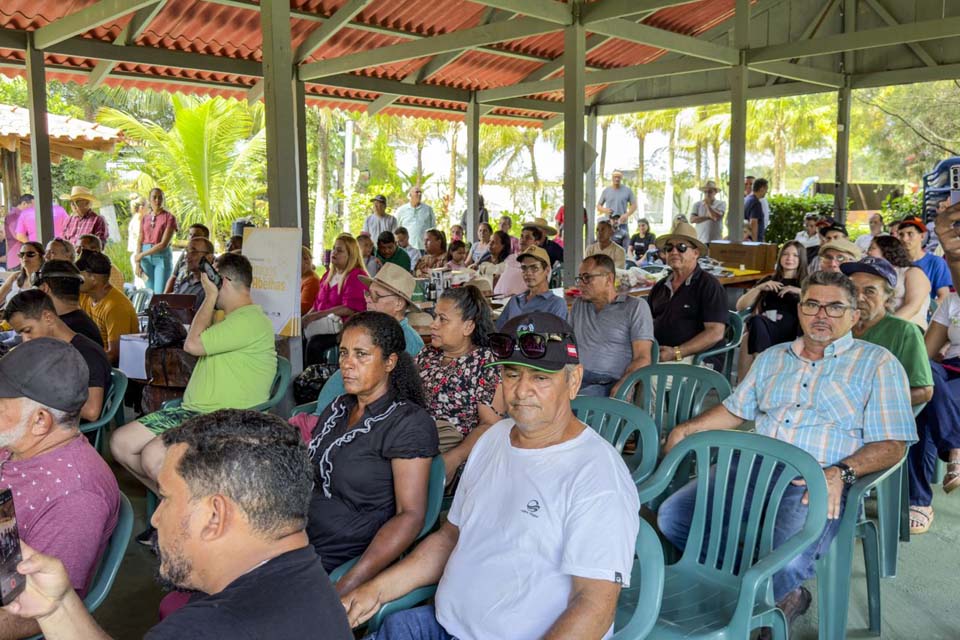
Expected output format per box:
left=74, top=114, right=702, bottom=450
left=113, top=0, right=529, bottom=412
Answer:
left=832, top=462, right=857, bottom=485
left=674, top=347, right=683, bottom=362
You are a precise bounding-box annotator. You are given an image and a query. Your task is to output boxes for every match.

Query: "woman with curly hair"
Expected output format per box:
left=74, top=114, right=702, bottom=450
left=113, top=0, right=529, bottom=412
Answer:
left=306, top=311, right=439, bottom=595
left=868, top=234, right=931, bottom=329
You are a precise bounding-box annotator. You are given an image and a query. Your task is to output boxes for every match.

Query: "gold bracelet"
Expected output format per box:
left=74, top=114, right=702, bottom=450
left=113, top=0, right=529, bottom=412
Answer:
left=674, top=347, right=683, bottom=361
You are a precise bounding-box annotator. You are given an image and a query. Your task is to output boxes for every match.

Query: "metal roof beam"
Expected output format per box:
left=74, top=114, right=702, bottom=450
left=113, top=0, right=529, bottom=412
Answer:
left=468, top=0, right=571, bottom=25
left=748, top=15, right=960, bottom=63
left=315, top=73, right=470, bottom=102
left=594, top=80, right=829, bottom=115
left=299, top=16, right=561, bottom=80
left=589, top=19, right=739, bottom=64
left=862, top=0, right=937, bottom=67
left=581, top=0, right=699, bottom=24
left=751, top=61, right=844, bottom=87
left=477, top=58, right=726, bottom=102
left=852, top=62, right=960, bottom=89
left=88, top=0, right=168, bottom=87
left=33, top=0, right=159, bottom=50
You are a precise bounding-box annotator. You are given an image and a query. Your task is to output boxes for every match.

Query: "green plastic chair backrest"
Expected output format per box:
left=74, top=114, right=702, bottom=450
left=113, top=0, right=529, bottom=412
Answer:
left=128, top=288, right=154, bottom=314
left=251, top=356, right=292, bottom=411
left=612, top=519, right=665, bottom=640
left=636, top=431, right=828, bottom=623
left=80, top=369, right=129, bottom=434
left=84, top=493, right=134, bottom=612
left=612, top=363, right=733, bottom=440
left=571, top=396, right=659, bottom=484
left=291, top=400, right=318, bottom=417
left=549, top=264, right=564, bottom=288
left=692, top=310, right=744, bottom=379
left=419, top=456, right=446, bottom=539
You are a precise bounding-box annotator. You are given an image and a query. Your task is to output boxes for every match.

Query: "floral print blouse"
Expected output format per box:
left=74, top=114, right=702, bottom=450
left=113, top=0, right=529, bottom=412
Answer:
left=416, top=345, right=500, bottom=435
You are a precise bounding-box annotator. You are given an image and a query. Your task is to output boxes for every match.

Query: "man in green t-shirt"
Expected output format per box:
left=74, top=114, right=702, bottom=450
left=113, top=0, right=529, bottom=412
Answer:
left=843, top=257, right=933, bottom=406
left=111, top=253, right=277, bottom=500
left=375, top=230, right=412, bottom=272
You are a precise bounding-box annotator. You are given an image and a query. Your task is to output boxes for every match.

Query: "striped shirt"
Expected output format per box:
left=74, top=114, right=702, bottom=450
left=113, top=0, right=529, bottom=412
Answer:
left=724, top=333, right=916, bottom=466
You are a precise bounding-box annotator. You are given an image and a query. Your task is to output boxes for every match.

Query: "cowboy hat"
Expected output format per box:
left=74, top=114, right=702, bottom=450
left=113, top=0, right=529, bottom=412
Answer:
left=699, top=180, right=720, bottom=193
left=359, top=263, right=420, bottom=310
left=521, top=217, right=558, bottom=237
left=59, top=186, right=99, bottom=207
left=654, top=221, right=708, bottom=254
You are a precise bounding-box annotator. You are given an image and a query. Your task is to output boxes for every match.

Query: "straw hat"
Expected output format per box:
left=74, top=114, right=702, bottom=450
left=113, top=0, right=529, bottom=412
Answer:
left=359, top=263, right=420, bottom=310
left=699, top=180, right=720, bottom=193
left=522, top=217, right=558, bottom=237
left=516, top=245, right=551, bottom=268
left=654, top=221, right=708, bottom=255
left=818, top=237, right=862, bottom=259
left=59, top=186, right=99, bottom=207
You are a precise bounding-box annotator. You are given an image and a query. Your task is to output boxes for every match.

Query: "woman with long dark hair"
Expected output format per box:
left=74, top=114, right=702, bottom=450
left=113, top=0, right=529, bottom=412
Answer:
left=416, top=285, right=505, bottom=484
left=306, top=311, right=439, bottom=595
left=0, top=241, right=43, bottom=306
left=736, top=240, right=808, bottom=375
left=414, top=229, right=448, bottom=277
left=869, top=234, right=931, bottom=328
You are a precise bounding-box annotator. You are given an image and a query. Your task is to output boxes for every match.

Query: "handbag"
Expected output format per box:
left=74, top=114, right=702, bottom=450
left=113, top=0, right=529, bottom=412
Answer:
left=147, top=301, right=188, bottom=349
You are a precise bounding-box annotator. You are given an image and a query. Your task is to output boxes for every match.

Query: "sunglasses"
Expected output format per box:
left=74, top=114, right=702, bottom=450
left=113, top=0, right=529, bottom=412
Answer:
left=662, top=243, right=689, bottom=254
left=490, top=332, right=571, bottom=360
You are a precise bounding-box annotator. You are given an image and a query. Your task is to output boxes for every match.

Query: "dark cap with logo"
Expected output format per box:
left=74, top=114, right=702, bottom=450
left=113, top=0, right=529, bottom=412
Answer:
left=487, top=312, right=579, bottom=373
left=840, top=255, right=898, bottom=288
left=0, top=338, right=88, bottom=412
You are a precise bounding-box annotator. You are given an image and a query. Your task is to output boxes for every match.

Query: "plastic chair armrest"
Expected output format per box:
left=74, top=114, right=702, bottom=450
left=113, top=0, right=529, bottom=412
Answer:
left=329, top=557, right=360, bottom=584
left=291, top=401, right=319, bottom=417
left=612, top=523, right=664, bottom=640
left=161, top=398, right=183, bottom=410
left=692, top=342, right=736, bottom=365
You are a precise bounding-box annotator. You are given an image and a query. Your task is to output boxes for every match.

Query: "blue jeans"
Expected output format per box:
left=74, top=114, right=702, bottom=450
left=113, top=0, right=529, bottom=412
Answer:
left=366, top=606, right=456, bottom=640
left=579, top=369, right=616, bottom=397
left=909, top=359, right=960, bottom=506
left=657, top=461, right=845, bottom=602
left=140, top=244, right=173, bottom=293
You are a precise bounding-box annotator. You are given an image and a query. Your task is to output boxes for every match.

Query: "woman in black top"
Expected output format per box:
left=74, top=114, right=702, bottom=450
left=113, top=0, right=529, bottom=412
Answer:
left=629, top=218, right=656, bottom=262
left=736, top=240, right=808, bottom=374
left=306, top=311, right=439, bottom=596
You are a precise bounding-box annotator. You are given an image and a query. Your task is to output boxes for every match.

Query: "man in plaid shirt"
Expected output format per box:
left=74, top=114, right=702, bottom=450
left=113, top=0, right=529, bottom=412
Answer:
left=659, top=269, right=916, bottom=636
left=61, top=186, right=108, bottom=247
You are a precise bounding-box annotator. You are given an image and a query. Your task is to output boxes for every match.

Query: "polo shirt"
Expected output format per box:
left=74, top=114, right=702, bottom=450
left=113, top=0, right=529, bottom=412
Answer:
left=377, top=247, right=411, bottom=272
left=859, top=314, right=933, bottom=389
left=914, top=252, right=952, bottom=297
left=568, top=294, right=654, bottom=379
left=496, top=290, right=568, bottom=330
left=648, top=265, right=727, bottom=349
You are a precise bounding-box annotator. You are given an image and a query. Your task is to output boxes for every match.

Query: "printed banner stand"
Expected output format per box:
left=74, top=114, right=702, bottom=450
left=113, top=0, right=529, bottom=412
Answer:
left=243, top=227, right=302, bottom=337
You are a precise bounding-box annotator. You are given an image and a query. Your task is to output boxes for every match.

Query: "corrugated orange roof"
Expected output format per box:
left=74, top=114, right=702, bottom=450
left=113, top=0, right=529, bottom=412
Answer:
left=0, top=0, right=740, bottom=125
left=0, top=102, right=120, bottom=161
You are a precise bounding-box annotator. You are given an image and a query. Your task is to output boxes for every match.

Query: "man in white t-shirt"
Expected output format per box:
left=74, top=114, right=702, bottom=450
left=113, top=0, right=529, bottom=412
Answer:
left=690, top=180, right=726, bottom=244
left=343, top=312, right=640, bottom=640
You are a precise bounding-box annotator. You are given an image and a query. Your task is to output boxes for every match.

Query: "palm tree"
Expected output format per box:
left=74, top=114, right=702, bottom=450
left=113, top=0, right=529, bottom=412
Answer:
left=691, top=105, right=731, bottom=185
left=598, top=116, right=612, bottom=182
left=622, top=112, right=660, bottom=192
left=480, top=124, right=542, bottom=214
left=97, top=95, right=266, bottom=237
left=399, top=117, right=449, bottom=187
left=747, top=95, right=834, bottom=192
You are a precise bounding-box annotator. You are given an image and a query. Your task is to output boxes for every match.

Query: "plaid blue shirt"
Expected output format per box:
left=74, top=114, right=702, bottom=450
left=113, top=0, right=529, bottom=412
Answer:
left=724, top=333, right=916, bottom=466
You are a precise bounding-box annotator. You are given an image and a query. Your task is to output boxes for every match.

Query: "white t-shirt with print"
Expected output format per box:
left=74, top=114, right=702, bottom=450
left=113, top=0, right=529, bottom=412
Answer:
left=435, top=419, right=640, bottom=640
left=932, top=292, right=960, bottom=361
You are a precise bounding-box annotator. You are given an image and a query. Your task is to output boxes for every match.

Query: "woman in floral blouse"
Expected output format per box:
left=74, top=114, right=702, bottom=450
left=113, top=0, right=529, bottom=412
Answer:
left=414, top=229, right=448, bottom=277
left=416, top=285, right=505, bottom=484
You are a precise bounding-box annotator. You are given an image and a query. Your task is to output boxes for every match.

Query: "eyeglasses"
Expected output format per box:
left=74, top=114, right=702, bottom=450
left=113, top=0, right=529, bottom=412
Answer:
left=519, top=263, right=543, bottom=274
left=799, top=301, right=853, bottom=318
left=19, top=251, right=38, bottom=258
left=364, top=289, right=398, bottom=303
left=574, top=272, right=607, bottom=284
left=662, top=243, right=689, bottom=254
left=490, top=332, right=571, bottom=360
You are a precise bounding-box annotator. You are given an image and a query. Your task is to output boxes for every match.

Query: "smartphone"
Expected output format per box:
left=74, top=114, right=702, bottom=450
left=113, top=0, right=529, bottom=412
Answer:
left=951, top=166, right=960, bottom=207
left=200, top=257, right=222, bottom=289
left=0, top=489, right=25, bottom=606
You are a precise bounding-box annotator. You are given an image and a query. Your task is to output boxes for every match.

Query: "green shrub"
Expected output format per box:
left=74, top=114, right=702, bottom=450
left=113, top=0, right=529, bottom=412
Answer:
left=766, top=194, right=836, bottom=245
left=880, top=192, right=922, bottom=225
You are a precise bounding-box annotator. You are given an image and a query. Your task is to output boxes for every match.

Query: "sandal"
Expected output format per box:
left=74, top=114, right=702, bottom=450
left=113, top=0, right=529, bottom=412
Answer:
left=943, top=459, right=960, bottom=494
left=909, top=505, right=934, bottom=535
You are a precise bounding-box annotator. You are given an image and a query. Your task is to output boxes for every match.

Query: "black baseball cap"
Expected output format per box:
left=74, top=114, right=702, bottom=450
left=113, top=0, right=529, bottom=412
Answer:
left=36, top=260, right=83, bottom=282
left=0, top=338, right=88, bottom=412
left=486, top=312, right=579, bottom=373
left=76, top=251, right=112, bottom=276
left=370, top=194, right=387, bottom=204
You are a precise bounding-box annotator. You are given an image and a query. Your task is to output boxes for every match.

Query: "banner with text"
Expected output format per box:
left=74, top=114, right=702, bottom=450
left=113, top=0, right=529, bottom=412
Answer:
left=245, top=227, right=301, bottom=337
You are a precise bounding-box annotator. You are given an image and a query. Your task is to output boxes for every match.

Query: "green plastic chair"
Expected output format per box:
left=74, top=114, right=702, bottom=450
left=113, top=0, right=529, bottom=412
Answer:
left=815, top=453, right=909, bottom=639
left=636, top=430, right=828, bottom=640
left=571, top=396, right=659, bottom=484
left=365, top=519, right=666, bottom=638
left=161, top=356, right=291, bottom=413
left=80, top=369, right=128, bottom=453
left=549, top=263, right=564, bottom=288
left=329, top=456, right=446, bottom=584
left=692, top=310, right=743, bottom=381
left=28, top=492, right=136, bottom=640
left=128, top=288, right=154, bottom=314
left=291, top=400, right=318, bottom=417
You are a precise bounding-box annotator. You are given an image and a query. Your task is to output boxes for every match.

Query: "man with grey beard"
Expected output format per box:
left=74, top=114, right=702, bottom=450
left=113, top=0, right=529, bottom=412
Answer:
left=0, top=338, right=118, bottom=640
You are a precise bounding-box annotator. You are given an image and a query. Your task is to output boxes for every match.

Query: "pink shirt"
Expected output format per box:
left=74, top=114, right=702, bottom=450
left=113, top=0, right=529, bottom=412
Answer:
left=4, top=208, right=21, bottom=269
left=494, top=255, right=526, bottom=297
left=139, top=209, right=179, bottom=245
left=14, top=205, right=69, bottom=242
left=311, top=267, right=367, bottom=318
left=0, top=436, right=119, bottom=596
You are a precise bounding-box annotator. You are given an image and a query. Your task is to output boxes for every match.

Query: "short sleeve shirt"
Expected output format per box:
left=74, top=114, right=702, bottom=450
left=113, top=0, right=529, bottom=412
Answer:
left=859, top=314, right=933, bottom=389
left=584, top=241, right=626, bottom=269
left=496, top=290, right=568, bottom=331
left=71, top=334, right=112, bottom=396
left=377, top=248, right=411, bottom=272
left=60, top=310, right=104, bottom=347
left=690, top=199, right=726, bottom=243
left=416, top=346, right=500, bottom=435
left=182, top=304, right=277, bottom=412
left=146, top=547, right=352, bottom=640
left=598, top=185, right=635, bottom=215
left=63, top=211, right=108, bottom=246
left=395, top=204, right=436, bottom=251
left=629, top=233, right=656, bottom=261
left=914, top=252, right=952, bottom=297
left=744, top=194, right=765, bottom=241
left=436, top=421, right=639, bottom=640
left=306, top=392, right=439, bottom=570
left=84, top=286, right=139, bottom=348
left=311, top=268, right=367, bottom=317
left=723, top=334, right=917, bottom=465
left=139, top=210, right=178, bottom=245
left=569, top=295, right=654, bottom=379
left=932, top=292, right=960, bottom=360
left=363, top=213, right=398, bottom=239
left=0, top=437, right=119, bottom=596
left=648, top=266, right=728, bottom=349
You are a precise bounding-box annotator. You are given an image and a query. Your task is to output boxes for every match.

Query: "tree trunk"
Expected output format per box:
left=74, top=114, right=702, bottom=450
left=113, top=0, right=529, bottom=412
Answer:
left=416, top=142, right=424, bottom=186
left=712, top=141, right=721, bottom=185
left=774, top=135, right=786, bottom=193
left=637, top=134, right=645, bottom=214
left=695, top=142, right=703, bottom=188
left=312, top=110, right=330, bottom=262
left=663, top=121, right=676, bottom=223
left=599, top=121, right=609, bottom=185
left=448, top=124, right=459, bottom=226
left=527, top=142, right=540, bottom=215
